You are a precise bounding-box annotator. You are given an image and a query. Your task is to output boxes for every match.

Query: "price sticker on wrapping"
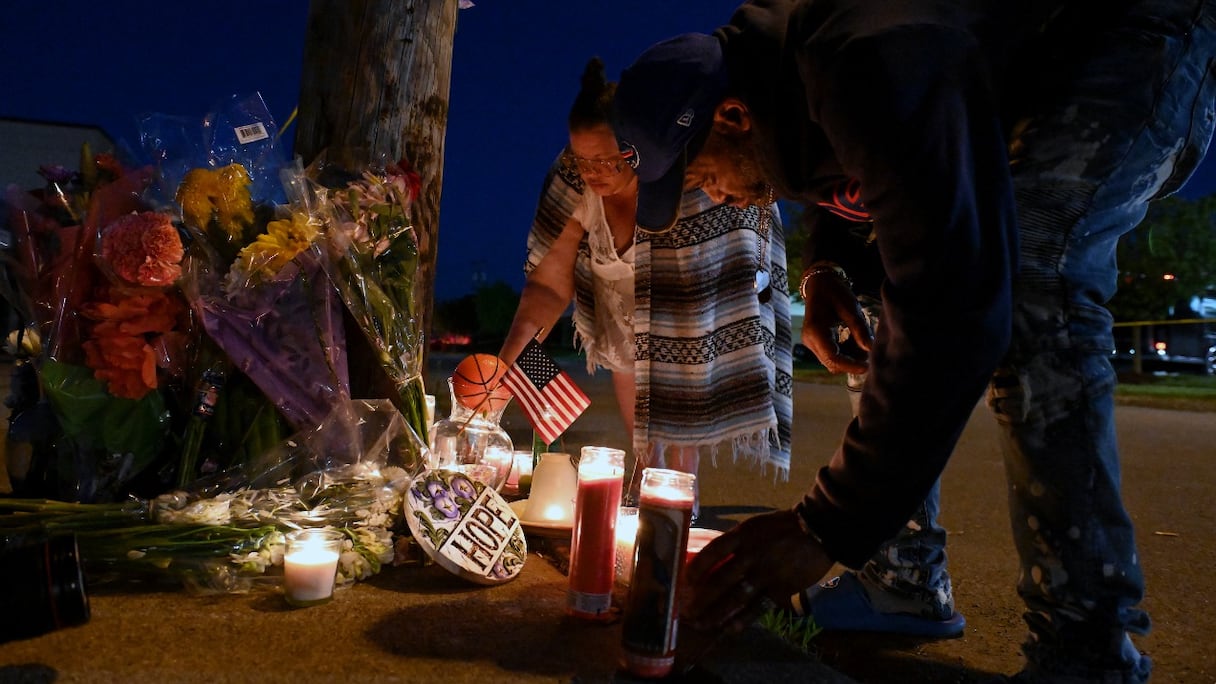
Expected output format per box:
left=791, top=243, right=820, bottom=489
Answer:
left=404, top=469, right=527, bottom=584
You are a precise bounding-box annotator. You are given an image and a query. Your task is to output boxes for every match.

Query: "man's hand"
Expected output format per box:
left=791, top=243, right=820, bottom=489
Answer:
left=800, top=266, right=871, bottom=374
left=683, top=509, right=835, bottom=632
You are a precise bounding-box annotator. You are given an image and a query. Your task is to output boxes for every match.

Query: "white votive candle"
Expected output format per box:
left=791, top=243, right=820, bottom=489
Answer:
left=524, top=452, right=577, bottom=525
left=614, top=506, right=640, bottom=585
left=284, top=528, right=343, bottom=607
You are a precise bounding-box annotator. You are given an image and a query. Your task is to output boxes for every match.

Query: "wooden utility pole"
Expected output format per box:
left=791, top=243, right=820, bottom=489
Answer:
left=294, top=0, right=456, bottom=366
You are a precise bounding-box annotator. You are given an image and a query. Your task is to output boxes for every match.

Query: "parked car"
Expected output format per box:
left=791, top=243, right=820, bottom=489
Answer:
left=1112, top=290, right=1216, bottom=375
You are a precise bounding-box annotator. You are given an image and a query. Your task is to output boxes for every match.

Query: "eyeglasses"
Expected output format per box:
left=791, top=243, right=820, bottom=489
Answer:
left=562, top=153, right=632, bottom=176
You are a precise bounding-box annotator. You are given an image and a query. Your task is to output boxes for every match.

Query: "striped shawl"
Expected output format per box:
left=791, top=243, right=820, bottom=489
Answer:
left=524, top=157, right=793, bottom=479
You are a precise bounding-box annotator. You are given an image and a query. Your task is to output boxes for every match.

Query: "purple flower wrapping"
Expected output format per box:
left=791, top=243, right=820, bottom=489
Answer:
left=193, top=250, right=349, bottom=431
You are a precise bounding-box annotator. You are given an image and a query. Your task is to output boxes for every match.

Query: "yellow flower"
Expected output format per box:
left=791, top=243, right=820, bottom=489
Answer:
left=225, top=211, right=318, bottom=292
left=175, top=164, right=255, bottom=238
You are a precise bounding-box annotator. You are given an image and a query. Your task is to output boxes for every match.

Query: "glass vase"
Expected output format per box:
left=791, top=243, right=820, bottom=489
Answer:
left=428, top=378, right=514, bottom=489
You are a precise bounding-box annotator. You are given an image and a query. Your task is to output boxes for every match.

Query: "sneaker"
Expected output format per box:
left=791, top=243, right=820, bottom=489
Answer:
left=790, top=572, right=966, bottom=639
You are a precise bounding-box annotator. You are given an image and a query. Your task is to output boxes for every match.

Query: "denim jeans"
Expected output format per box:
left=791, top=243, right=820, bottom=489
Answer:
left=845, top=296, right=954, bottom=617
left=988, top=1, right=1216, bottom=680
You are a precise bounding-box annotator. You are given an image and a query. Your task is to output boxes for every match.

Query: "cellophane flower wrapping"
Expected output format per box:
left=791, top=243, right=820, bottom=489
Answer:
left=1, top=146, right=183, bottom=502
left=138, top=92, right=288, bottom=214
left=177, top=201, right=350, bottom=433
left=0, top=398, right=422, bottom=594
left=149, top=95, right=352, bottom=486
left=303, top=153, right=430, bottom=457
left=155, top=94, right=350, bottom=427
left=0, top=94, right=343, bottom=501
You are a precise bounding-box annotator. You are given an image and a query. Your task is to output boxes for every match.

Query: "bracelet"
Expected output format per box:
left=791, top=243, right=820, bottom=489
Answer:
left=798, top=263, right=853, bottom=300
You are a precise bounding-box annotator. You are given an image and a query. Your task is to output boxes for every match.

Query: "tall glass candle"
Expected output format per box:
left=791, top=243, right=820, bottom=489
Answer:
left=283, top=528, right=343, bottom=607
left=567, top=446, right=625, bottom=620
left=620, top=468, right=696, bottom=678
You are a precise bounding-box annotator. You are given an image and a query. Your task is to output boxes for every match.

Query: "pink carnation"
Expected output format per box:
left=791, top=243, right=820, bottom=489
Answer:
left=100, top=211, right=185, bottom=287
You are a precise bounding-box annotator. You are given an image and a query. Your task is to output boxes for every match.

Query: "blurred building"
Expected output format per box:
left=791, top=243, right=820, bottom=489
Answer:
left=0, top=118, right=114, bottom=192
left=0, top=119, right=115, bottom=337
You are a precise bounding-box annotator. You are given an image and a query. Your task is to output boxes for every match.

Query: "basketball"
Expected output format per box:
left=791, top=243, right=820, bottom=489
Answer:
left=451, top=353, right=511, bottom=411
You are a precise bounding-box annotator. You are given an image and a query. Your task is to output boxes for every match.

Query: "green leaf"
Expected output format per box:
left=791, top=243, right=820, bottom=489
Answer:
left=40, top=360, right=169, bottom=475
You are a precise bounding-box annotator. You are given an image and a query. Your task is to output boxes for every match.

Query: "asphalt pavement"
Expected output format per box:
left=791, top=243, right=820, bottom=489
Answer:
left=424, top=352, right=1216, bottom=683
left=1, top=354, right=1208, bottom=683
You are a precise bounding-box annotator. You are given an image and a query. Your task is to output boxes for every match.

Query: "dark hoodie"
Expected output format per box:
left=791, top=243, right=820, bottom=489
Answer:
left=714, top=0, right=1050, bottom=566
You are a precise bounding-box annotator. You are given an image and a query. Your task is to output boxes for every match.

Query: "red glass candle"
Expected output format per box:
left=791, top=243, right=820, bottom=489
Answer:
left=567, top=446, right=625, bottom=620
left=619, top=468, right=696, bottom=678
left=684, top=527, right=724, bottom=566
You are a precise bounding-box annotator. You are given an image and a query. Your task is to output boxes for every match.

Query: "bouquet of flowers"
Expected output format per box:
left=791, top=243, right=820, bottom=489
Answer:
left=304, top=155, right=430, bottom=445
left=0, top=470, right=403, bottom=594
left=2, top=147, right=186, bottom=501
left=155, top=95, right=352, bottom=486
left=1, top=92, right=441, bottom=592
left=174, top=161, right=350, bottom=433
left=2, top=94, right=345, bottom=500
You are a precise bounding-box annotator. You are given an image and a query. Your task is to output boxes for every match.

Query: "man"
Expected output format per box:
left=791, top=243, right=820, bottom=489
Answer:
left=611, top=1, right=1216, bottom=681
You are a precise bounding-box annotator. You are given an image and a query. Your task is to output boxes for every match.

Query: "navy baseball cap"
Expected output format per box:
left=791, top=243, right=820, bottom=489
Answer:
left=612, top=33, right=728, bottom=232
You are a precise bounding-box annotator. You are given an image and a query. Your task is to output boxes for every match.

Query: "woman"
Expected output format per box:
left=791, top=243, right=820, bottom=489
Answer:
left=499, top=58, right=640, bottom=435
left=500, top=58, right=793, bottom=507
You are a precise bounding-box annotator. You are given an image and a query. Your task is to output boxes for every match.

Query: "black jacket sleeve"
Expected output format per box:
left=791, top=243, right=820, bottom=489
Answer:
left=794, top=23, right=1018, bottom=567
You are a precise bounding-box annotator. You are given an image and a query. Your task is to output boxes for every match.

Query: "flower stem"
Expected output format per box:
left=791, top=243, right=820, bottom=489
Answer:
left=178, top=368, right=227, bottom=488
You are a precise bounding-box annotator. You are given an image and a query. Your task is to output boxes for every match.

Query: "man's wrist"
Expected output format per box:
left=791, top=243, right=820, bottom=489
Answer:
left=791, top=500, right=827, bottom=548
left=798, top=262, right=853, bottom=300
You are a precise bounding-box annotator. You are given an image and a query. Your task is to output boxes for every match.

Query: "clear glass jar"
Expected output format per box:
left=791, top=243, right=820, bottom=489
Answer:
left=428, top=378, right=514, bottom=488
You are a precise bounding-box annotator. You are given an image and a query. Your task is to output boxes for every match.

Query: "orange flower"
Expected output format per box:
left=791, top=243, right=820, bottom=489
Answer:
left=84, top=294, right=181, bottom=335
left=99, top=211, right=185, bottom=287
left=83, top=335, right=157, bottom=400
left=80, top=289, right=183, bottom=400
left=94, top=153, right=124, bottom=182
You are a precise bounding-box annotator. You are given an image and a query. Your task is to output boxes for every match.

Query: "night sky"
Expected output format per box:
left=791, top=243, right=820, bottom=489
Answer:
left=3, top=1, right=1214, bottom=301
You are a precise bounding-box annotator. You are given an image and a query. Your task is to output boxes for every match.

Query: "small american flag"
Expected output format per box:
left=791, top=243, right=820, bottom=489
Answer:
left=502, top=339, right=591, bottom=445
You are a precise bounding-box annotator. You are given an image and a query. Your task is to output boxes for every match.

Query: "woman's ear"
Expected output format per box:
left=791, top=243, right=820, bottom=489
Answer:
left=713, top=98, right=752, bottom=133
